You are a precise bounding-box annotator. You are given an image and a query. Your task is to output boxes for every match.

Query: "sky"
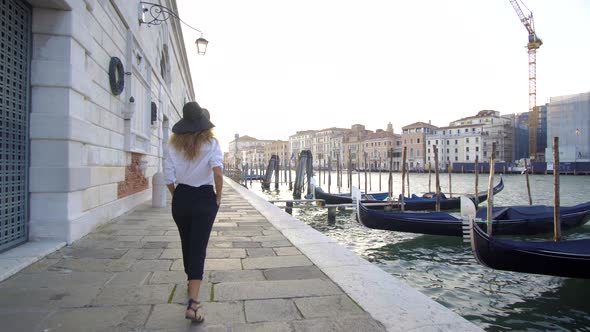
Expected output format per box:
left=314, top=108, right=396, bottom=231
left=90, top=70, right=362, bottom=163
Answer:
left=176, top=0, right=590, bottom=152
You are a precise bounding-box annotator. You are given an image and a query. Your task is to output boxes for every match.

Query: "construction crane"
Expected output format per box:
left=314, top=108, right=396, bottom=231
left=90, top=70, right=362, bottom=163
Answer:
left=509, top=0, right=543, bottom=159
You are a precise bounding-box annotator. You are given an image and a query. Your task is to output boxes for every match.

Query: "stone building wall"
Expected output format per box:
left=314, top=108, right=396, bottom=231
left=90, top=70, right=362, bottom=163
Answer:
left=27, top=0, right=194, bottom=243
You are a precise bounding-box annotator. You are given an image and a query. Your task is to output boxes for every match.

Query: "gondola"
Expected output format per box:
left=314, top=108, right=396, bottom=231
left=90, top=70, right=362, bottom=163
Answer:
left=395, top=177, right=504, bottom=211
left=476, top=202, right=590, bottom=235
left=314, top=187, right=389, bottom=204
left=356, top=198, right=590, bottom=237
left=316, top=177, right=504, bottom=208
left=470, top=218, right=590, bottom=279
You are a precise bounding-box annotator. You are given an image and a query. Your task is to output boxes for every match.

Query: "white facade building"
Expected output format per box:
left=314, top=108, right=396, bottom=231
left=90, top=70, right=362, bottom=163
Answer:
left=289, top=130, right=316, bottom=159
left=1, top=0, right=197, bottom=252
left=226, top=135, right=273, bottom=168
left=426, top=125, right=484, bottom=169
left=447, top=110, right=513, bottom=163
left=312, top=127, right=350, bottom=167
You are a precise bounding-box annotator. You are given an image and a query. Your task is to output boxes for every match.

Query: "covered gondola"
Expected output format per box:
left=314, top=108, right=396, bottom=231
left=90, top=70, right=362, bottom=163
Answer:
left=470, top=219, right=590, bottom=279
left=314, top=187, right=389, bottom=204
left=316, top=177, right=504, bottom=209
left=396, top=177, right=504, bottom=211
left=357, top=199, right=590, bottom=237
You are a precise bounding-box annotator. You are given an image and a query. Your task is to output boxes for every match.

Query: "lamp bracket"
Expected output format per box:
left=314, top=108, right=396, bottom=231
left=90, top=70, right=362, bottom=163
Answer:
left=139, top=1, right=203, bottom=37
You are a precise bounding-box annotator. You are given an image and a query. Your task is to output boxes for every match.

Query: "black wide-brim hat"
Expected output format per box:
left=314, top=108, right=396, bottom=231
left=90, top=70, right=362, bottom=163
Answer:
left=172, top=101, right=215, bottom=134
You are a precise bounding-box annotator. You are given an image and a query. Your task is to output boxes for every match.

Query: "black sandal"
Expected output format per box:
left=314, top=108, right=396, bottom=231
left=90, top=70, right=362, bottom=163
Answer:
left=185, top=298, right=204, bottom=323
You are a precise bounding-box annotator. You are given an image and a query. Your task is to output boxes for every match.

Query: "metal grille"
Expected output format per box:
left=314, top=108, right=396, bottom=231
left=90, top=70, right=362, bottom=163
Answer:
left=0, top=0, right=31, bottom=252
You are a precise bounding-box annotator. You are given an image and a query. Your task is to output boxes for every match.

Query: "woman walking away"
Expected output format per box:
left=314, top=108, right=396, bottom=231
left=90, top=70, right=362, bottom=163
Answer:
left=164, top=101, right=223, bottom=323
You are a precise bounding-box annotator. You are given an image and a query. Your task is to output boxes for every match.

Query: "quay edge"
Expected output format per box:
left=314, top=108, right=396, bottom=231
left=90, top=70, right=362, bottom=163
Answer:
left=225, top=177, right=483, bottom=332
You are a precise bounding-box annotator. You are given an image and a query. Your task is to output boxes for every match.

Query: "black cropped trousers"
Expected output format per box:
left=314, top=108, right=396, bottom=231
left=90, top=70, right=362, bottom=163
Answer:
left=171, top=184, right=219, bottom=280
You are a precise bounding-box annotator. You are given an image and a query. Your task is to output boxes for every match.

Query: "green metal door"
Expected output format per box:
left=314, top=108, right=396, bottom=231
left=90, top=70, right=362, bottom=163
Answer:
left=0, top=0, right=31, bottom=252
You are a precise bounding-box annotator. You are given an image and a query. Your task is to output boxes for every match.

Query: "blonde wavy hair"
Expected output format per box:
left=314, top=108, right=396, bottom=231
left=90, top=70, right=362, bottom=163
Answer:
left=169, top=128, right=217, bottom=160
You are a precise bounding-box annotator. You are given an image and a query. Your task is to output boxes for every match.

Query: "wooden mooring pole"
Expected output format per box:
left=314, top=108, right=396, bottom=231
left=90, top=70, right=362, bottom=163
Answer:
left=369, top=157, right=372, bottom=191
left=434, top=145, right=440, bottom=212
left=379, top=157, right=382, bottom=191
left=286, top=201, right=293, bottom=215
left=401, top=147, right=407, bottom=212
left=364, top=152, right=368, bottom=196
left=524, top=158, right=532, bottom=205
left=328, top=207, right=336, bottom=224
left=348, top=150, right=353, bottom=190
left=553, top=137, right=562, bottom=241
left=486, top=143, right=495, bottom=235
left=387, top=148, right=394, bottom=211
left=357, top=153, right=361, bottom=190
left=474, top=155, right=479, bottom=206
left=336, top=153, right=341, bottom=193
left=406, top=162, right=410, bottom=198
left=276, top=148, right=280, bottom=186
left=288, top=158, right=293, bottom=191
left=328, top=156, right=332, bottom=194
left=428, top=165, right=432, bottom=192
left=323, top=159, right=330, bottom=188
left=448, top=161, right=452, bottom=198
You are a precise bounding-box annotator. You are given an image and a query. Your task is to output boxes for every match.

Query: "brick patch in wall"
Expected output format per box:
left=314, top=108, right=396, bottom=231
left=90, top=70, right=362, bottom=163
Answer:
left=118, top=152, right=148, bottom=198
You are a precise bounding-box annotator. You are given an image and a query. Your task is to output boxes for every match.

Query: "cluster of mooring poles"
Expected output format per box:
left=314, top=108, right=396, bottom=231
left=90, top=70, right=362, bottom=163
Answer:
left=234, top=141, right=551, bottom=226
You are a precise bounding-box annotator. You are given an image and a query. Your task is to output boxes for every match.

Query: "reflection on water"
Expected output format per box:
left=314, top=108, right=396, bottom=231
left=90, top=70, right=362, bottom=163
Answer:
left=250, top=173, right=590, bottom=331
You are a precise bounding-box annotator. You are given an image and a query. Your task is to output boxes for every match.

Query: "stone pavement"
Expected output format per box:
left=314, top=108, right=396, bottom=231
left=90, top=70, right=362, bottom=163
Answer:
left=0, top=178, right=482, bottom=331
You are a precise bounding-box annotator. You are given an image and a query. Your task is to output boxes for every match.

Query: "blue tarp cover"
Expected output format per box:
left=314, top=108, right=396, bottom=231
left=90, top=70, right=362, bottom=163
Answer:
left=399, top=192, right=447, bottom=201
left=373, top=210, right=460, bottom=221
left=476, top=201, right=590, bottom=221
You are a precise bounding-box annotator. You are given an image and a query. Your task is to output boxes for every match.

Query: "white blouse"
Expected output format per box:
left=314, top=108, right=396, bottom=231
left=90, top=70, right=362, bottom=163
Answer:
left=164, top=138, right=224, bottom=187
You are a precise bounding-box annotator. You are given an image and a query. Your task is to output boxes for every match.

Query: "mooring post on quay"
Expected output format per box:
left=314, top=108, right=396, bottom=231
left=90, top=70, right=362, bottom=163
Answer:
left=152, top=172, right=166, bottom=207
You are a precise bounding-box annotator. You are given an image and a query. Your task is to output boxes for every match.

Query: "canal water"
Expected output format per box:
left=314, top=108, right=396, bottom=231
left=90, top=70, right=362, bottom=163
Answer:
left=246, top=172, right=590, bottom=331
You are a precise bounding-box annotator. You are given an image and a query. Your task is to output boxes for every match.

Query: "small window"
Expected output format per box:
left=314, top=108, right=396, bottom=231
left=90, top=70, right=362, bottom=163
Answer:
left=466, top=155, right=470, bottom=160
left=455, top=156, right=458, bottom=161
left=455, top=140, right=458, bottom=145
left=417, top=138, right=420, bottom=144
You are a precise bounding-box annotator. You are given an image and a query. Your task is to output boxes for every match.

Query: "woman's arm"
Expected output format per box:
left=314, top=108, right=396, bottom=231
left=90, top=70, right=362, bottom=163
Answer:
left=164, top=147, right=176, bottom=196
left=167, top=183, right=175, bottom=195
left=213, top=166, right=223, bottom=206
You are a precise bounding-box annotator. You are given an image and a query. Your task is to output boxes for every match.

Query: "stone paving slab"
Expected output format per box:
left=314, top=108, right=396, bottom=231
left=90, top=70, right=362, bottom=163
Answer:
left=214, top=279, right=343, bottom=301
left=0, top=177, right=482, bottom=331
